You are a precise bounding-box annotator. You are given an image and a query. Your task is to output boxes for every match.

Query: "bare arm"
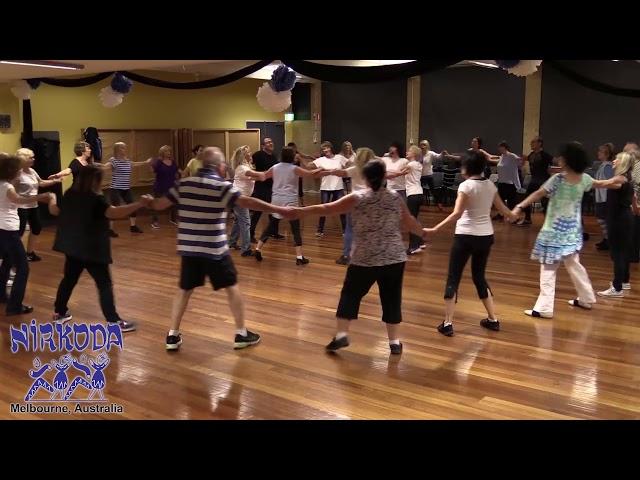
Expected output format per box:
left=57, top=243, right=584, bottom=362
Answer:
left=105, top=199, right=149, bottom=220
left=296, top=193, right=358, bottom=217
left=424, top=191, right=469, bottom=234
left=6, top=187, right=52, bottom=206
left=592, top=175, right=624, bottom=190
left=38, top=178, right=62, bottom=188
left=246, top=166, right=274, bottom=182
left=512, top=186, right=548, bottom=217
left=48, top=195, right=60, bottom=216
left=235, top=195, right=292, bottom=217
left=149, top=196, right=174, bottom=211
left=49, top=167, right=72, bottom=180
left=493, top=193, right=519, bottom=221
left=294, top=166, right=323, bottom=177
left=386, top=167, right=410, bottom=179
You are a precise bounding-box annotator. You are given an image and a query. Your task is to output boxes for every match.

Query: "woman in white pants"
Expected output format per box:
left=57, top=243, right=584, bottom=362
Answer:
left=513, top=142, right=597, bottom=318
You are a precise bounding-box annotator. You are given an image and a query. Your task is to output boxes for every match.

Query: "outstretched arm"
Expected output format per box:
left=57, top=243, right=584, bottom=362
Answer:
left=296, top=193, right=358, bottom=217
left=424, top=191, right=469, bottom=235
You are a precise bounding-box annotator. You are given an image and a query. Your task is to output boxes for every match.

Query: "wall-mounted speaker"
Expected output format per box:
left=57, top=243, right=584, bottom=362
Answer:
left=0, top=114, right=11, bottom=129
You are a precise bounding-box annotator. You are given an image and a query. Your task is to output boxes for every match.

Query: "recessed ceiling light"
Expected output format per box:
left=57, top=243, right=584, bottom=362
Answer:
left=0, top=60, right=85, bottom=71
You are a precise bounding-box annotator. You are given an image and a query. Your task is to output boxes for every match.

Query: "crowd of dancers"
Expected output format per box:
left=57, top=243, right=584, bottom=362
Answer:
left=1, top=134, right=639, bottom=355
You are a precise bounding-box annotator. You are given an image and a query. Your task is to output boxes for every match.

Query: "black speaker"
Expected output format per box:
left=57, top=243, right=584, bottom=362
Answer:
left=291, top=83, right=311, bottom=121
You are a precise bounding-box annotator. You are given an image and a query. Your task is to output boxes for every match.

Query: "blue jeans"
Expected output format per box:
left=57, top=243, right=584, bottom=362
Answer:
left=229, top=205, right=251, bottom=252
left=342, top=214, right=353, bottom=257
left=0, top=229, right=29, bottom=313
left=318, top=190, right=346, bottom=233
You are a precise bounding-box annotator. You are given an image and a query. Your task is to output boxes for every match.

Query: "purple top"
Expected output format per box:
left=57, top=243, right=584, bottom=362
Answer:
left=152, top=158, right=179, bottom=194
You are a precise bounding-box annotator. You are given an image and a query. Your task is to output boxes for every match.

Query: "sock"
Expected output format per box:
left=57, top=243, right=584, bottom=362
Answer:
left=335, top=331, right=348, bottom=340
left=443, top=320, right=453, bottom=327
left=487, top=317, right=498, bottom=322
left=169, top=329, right=180, bottom=336
left=236, top=328, right=247, bottom=337
left=389, top=339, right=400, bottom=345
left=296, top=255, right=303, bottom=260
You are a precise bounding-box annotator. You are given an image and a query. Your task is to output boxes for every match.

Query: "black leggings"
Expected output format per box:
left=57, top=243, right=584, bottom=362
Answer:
left=54, top=255, right=120, bottom=322
left=444, top=234, right=494, bottom=300
left=110, top=189, right=136, bottom=217
left=250, top=188, right=278, bottom=239
left=497, top=183, right=518, bottom=210
left=260, top=216, right=302, bottom=246
left=318, top=190, right=346, bottom=233
left=407, top=194, right=424, bottom=249
left=523, top=181, right=548, bottom=221
left=608, top=215, right=632, bottom=291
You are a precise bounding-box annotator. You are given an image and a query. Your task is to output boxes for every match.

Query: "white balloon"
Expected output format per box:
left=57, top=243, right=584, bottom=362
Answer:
left=99, top=86, right=124, bottom=108
left=256, top=82, right=292, bottom=112
left=10, top=80, right=33, bottom=100
left=507, top=60, right=543, bottom=77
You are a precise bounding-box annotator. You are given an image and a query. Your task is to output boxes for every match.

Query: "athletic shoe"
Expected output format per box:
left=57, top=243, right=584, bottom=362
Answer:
left=524, top=309, right=553, bottom=318
left=597, top=286, right=624, bottom=298
left=480, top=318, right=500, bottom=331
left=166, top=333, right=183, bottom=351
left=53, top=311, right=73, bottom=324
left=437, top=322, right=454, bottom=336
left=234, top=330, right=261, bottom=349
left=326, top=336, right=349, bottom=352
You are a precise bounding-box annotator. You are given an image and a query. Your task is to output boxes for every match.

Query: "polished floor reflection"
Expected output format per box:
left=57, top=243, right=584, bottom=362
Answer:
left=1, top=199, right=639, bottom=419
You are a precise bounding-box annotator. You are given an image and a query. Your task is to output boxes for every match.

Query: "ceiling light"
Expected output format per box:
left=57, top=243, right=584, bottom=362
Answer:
left=469, top=61, right=499, bottom=69
left=0, top=60, right=85, bottom=71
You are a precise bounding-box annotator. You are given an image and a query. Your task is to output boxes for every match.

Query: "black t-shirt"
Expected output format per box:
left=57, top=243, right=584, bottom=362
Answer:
left=69, top=158, right=89, bottom=184
left=53, top=190, right=112, bottom=264
left=252, top=150, right=278, bottom=192
left=528, top=150, right=553, bottom=182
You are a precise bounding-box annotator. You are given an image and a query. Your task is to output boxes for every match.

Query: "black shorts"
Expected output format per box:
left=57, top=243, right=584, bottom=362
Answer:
left=18, top=208, right=42, bottom=236
left=179, top=254, right=238, bottom=291
left=336, top=262, right=405, bottom=324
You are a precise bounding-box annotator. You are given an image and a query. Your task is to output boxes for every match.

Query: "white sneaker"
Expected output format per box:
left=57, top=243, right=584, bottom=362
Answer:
left=622, top=283, right=631, bottom=290
left=6, top=278, right=13, bottom=287
left=597, top=286, right=624, bottom=298
left=524, top=309, right=553, bottom=319
left=568, top=299, right=592, bottom=310
left=419, top=244, right=427, bottom=250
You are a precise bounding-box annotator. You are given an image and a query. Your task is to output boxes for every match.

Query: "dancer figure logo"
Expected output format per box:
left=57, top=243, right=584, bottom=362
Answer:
left=9, top=320, right=125, bottom=413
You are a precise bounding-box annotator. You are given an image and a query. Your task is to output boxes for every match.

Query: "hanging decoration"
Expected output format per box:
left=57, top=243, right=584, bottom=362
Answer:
left=99, top=73, right=133, bottom=108
left=495, top=60, right=543, bottom=77
left=256, top=64, right=297, bottom=112
left=10, top=79, right=41, bottom=100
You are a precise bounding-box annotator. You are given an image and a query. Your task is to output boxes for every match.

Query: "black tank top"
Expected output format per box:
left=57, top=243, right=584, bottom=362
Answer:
left=606, top=173, right=633, bottom=219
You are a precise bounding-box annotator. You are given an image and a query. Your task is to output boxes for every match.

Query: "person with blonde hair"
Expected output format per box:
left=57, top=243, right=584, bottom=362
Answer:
left=340, top=141, right=356, bottom=193
left=148, top=145, right=180, bottom=229
left=228, top=145, right=258, bottom=256
left=592, top=151, right=638, bottom=297
left=0, top=153, right=54, bottom=315
left=15, top=148, right=61, bottom=261
left=404, top=145, right=426, bottom=254
left=101, top=142, right=152, bottom=237
left=594, top=143, right=616, bottom=251
left=418, top=139, right=447, bottom=209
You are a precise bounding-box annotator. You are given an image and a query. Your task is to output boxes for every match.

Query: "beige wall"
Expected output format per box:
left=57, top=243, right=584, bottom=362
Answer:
left=0, top=85, right=22, bottom=154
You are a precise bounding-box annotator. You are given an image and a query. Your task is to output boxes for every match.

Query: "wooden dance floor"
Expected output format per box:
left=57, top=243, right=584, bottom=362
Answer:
left=1, top=196, right=639, bottom=419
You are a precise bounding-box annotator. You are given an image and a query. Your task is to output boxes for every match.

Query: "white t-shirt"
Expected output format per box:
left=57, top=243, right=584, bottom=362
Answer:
left=311, top=155, right=347, bottom=191
left=342, top=153, right=356, bottom=167
left=346, top=165, right=367, bottom=191
left=421, top=151, right=443, bottom=177
left=232, top=164, right=255, bottom=197
left=455, top=178, right=497, bottom=236
left=405, top=161, right=423, bottom=196
left=383, top=157, right=409, bottom=191
left=16, top=168, right=42, bottom=209
left=0, top=181, right=20, bottom=231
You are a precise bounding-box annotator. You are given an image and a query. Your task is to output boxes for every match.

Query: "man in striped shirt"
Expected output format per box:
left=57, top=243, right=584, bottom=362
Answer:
left=149, top=147, right=294, bottom=351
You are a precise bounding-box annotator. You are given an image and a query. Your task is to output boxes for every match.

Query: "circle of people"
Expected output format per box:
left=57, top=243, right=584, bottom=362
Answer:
left=1, top=134, right=638, bottom=354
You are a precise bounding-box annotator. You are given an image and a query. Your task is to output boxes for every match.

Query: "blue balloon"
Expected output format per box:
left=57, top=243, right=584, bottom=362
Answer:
left=269, top=65, right=296, bottom=92
left=111, top=73, right=133, bottom=94
left=495, top=60, right=520, bottom=70
left=26, top=79, right=41, bottom=90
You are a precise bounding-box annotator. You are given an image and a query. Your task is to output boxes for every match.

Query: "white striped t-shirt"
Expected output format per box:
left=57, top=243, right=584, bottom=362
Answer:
left=110, top=157, right=133, bottom=189
left=167, top=168, right=240, bottom=260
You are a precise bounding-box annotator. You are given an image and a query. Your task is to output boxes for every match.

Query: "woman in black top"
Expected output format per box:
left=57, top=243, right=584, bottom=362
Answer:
left=518, top=136, right=553, bottom=226
left=49, top=141, right=93, bottom=184
left=594, top=152, right=637, bottom=297
left=47, top=165, right=152, bottom=331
